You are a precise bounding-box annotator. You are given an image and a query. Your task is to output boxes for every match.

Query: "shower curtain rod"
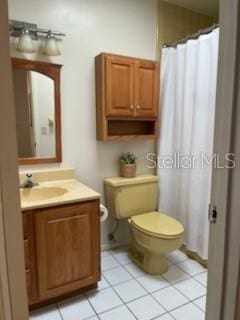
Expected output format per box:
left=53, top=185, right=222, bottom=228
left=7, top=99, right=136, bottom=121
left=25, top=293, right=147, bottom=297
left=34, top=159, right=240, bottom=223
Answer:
left=163, top=23, right=219, bottom=48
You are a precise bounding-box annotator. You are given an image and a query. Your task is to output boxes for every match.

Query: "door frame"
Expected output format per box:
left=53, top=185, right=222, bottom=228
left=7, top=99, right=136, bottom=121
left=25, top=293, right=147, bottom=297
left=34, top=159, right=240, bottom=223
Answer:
left=0, top=0, right=29, bottom=319
left=1, top=0, right=240, bottom=319
left=0, top=197, right=12, bottom=320
left=206, top=0, right=240, bottom=319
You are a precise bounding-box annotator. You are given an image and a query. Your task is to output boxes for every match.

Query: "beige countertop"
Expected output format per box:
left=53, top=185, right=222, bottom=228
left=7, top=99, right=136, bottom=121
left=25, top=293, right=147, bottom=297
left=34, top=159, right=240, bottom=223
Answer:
left=20, top=179, right=100, bottom=211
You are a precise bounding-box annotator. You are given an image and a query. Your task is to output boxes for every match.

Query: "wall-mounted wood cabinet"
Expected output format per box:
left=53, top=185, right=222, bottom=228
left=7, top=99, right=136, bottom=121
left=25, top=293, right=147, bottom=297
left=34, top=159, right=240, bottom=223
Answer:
left=22, top=200, right=100, bottom=308
left=95, top=53, right=160, bottom=141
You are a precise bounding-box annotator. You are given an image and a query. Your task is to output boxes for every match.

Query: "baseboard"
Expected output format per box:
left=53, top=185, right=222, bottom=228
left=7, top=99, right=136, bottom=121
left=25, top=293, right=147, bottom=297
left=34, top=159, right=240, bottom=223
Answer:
left=101, top=239, right=131, bottom=252
left=180, top=245, right=208, bottom=268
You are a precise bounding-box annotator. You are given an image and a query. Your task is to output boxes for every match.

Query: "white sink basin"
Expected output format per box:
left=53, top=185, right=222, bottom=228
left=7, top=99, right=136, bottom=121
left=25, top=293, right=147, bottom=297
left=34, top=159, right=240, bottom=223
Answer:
left=20, top=187, right=68, bottom=202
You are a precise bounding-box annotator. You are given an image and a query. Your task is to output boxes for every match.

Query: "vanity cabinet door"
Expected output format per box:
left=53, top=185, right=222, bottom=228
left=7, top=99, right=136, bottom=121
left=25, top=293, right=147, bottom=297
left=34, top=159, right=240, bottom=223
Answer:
left=106, top=55, right=135, bottom=117
left=35, top=200, right=100, bottom=300
left=134, top=60, right=160, bottom=118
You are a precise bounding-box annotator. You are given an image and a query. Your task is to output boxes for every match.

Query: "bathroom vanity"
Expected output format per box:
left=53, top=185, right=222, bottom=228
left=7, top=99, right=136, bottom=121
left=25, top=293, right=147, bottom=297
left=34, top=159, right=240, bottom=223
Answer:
left=20, top=170, right=101, bottom=309
left=13, top=58, right=102, bottom=309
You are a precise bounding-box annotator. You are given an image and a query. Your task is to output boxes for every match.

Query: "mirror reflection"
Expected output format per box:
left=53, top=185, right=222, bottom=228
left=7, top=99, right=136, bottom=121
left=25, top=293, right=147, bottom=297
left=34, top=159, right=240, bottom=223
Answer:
left=13, top=70, right=55, bottom=158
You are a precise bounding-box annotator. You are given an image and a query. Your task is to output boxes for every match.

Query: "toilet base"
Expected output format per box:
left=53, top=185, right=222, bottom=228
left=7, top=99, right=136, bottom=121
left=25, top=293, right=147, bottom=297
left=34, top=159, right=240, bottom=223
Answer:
left=128, top=245, right=168, bottom=275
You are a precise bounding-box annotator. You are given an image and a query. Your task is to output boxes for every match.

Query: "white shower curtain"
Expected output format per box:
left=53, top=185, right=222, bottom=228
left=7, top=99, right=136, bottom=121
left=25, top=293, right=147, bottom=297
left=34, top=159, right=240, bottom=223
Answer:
left=158, top=28, right=219, bottom=260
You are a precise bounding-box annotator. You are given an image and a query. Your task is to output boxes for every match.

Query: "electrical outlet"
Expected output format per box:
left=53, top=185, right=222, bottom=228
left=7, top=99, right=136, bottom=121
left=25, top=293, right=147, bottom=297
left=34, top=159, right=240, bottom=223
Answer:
left=41, top=126, right=47, bottom=135
left=108, top=233, right=116, bottom=241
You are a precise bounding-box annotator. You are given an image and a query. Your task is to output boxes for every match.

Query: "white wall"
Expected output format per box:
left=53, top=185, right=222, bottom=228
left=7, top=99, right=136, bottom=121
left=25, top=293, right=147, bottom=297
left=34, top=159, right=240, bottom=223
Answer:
left=30, top=71, right=55, bottom=157
left=9, top=0, right=157, bottom=248
left=13, top=70, right=34, bottom=157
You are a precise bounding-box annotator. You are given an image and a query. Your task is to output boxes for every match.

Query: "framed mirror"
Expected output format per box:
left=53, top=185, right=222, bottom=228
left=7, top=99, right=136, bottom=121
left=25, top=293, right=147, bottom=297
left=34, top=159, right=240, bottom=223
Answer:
left=12, top=58, right=62, bottom=165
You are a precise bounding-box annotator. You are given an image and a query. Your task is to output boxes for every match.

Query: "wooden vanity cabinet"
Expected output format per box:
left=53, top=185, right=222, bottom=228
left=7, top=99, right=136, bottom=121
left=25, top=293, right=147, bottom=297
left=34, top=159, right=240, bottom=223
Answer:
left=96, top=53, right=160, bottom=141
left=22, top=199, right=100, bottom=307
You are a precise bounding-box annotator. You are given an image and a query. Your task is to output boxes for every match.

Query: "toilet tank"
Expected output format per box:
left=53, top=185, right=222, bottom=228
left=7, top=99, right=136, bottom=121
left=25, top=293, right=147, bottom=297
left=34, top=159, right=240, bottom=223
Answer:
left=104, top=175, right=159, bottom=219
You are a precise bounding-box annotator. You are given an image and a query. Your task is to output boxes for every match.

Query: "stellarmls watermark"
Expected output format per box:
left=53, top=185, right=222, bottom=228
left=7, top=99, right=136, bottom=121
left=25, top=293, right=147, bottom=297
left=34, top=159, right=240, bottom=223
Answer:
left=146, top=152, right=236, bottom=169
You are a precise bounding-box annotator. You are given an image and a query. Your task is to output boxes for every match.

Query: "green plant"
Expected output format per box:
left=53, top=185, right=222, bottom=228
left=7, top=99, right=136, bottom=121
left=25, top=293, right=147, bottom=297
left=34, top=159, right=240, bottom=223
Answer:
left=119, top=152, right=137, bottom=165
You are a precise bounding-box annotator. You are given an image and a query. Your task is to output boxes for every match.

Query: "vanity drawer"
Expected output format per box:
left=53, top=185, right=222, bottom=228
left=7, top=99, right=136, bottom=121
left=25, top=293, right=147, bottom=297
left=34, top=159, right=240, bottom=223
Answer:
left=24, top=239, right=30, bottom=270
left=22, top=213, right=28, bottom=239
left=22, top=212, right=39, bottom=304
left=26, top=269, right=31, bottom=296
left=26, top=268, right=38, bottom=303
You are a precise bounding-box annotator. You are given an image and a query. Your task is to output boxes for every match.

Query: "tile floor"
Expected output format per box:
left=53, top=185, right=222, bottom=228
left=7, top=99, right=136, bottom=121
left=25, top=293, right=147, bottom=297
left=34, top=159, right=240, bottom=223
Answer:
left=30, top=247, right=207, bottom=320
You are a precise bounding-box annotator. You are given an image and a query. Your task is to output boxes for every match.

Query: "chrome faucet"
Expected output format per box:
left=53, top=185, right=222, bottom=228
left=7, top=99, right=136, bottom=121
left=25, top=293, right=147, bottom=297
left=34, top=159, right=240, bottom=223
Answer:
left=20, top=173, right=39, bottom=188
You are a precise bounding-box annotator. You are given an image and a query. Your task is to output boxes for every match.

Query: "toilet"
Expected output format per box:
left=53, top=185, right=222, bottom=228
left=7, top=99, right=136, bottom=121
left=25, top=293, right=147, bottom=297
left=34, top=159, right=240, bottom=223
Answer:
left=104, top=175, right=184, bottom=275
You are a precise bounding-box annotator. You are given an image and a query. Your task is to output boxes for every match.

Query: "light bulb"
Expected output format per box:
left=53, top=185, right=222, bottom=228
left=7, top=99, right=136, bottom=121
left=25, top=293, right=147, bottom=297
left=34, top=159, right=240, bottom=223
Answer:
left=17, top=28, right=35, bottom=53
left=43, top=31, right=60, bottom=56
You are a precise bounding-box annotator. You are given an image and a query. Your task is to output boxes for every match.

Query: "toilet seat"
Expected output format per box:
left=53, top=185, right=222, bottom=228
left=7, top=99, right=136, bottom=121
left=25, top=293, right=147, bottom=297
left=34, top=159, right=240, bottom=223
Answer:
left=129, top=211, right=184, bottom=239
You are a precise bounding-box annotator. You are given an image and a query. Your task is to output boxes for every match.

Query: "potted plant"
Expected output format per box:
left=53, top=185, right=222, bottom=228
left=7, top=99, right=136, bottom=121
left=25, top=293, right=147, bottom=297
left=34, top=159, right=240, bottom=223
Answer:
left=119, top=152, right=137, bottom=178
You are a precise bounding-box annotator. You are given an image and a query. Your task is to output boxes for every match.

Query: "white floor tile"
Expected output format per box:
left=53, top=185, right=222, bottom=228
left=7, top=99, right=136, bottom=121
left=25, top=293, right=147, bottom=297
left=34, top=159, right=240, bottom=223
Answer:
left=103, top=266, right=132, bottom=286
left=85, top=277, right=110, bottom=296
left=124, top=263, right=146, bottom=278
left=113, top=279, right=147, bottom=303
left=170, top=302, right=205, bottom=320
left=101, top=251, right=111, bottom=258
left=177, top=259, right=206, bottom=276
left=58, top=295, right=95, bottom=320
left=113, top=252, right=132, bottom=265
left=194, top=272, right=208, bottom=287
left=167, top=250, right=189, bottom=264
left=99, top=305, right=136, bottom=320
left=137, top=274, right=170, bottom=293
left=152, top=286, right=189, bottom=311
left=174, top=278, right=206, bottom=300
left=30, top=246, right=208, bottom=320
left=29, top=306, right=62, bottom=320
left=102, top=255, right=120, bottom=271
left=162, top=265, right=189, bottom=284
left=109, top=246, right=129, bottom=255
left=154, top=314, right=175, bottom=320
left=194, top=296, right=207, bottom=312
left=127, top=295, right=166, bottom=320
left=87, top=288, right=123, bottom=314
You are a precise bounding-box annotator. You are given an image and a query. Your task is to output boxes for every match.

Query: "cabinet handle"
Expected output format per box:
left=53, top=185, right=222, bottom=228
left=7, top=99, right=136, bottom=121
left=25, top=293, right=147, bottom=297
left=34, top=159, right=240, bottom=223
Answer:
left=130, top=105, right=134, bottom=110
left=136, top=105, right=141, bottom=110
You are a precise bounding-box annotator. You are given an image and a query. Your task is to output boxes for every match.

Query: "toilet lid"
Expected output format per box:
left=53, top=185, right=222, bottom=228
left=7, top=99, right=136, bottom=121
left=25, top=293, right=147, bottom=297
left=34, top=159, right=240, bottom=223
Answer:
left=130, top=212, right=184, bottom=239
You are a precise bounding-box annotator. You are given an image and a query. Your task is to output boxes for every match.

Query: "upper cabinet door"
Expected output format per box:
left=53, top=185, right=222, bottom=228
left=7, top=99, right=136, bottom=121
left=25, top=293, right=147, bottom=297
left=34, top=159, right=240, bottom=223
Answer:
left=106, top=56, right=135, bottom=117
left=135, top=61, right=160, bottom=118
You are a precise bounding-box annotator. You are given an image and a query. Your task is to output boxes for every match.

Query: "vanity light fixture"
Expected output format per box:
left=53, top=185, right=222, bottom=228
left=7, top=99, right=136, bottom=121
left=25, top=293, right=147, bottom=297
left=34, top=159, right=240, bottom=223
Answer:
left=9, top=20, right=65, bottom=56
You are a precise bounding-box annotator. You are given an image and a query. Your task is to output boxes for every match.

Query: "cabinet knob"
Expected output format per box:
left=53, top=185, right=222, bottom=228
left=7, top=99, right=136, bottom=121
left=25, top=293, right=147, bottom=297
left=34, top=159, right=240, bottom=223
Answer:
left=136, top=105, right=141, bottom=110
left=130, top=105, right=134, bottom=110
